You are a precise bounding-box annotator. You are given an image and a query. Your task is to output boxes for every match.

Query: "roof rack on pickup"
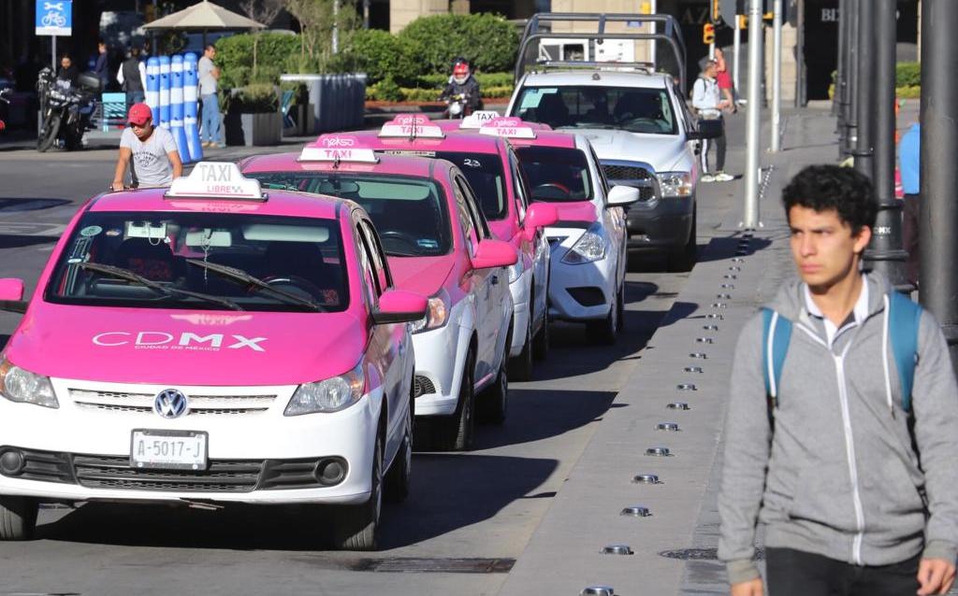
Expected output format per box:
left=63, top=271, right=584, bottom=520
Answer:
left=514, top=12, right=688, bottom=95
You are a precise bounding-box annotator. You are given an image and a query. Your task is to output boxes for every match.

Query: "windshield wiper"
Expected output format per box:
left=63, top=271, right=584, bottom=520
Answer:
left=185, top=259, right=324, bottom=312
left=77, top=262, right=243, bottom=311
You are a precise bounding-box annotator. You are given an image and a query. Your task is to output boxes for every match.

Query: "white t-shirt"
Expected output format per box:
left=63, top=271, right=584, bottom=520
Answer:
left=198, top=56, right=217, bottom=96
left=120, top=126, right=178, bottom=188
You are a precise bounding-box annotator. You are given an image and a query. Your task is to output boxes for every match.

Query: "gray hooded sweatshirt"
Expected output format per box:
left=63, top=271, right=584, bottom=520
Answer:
left=718, top=272, right=958, bottom=585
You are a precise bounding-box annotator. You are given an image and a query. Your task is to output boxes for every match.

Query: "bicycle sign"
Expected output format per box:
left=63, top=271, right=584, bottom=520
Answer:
left=36, top=0, right=72, bottom=36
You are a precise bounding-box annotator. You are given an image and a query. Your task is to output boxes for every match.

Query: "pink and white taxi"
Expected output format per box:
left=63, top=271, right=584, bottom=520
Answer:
left=343, top=115, right=557, bottom=382
left=239, top=137, right=517, bottom=451
left=0, top=163, right=428, bottom=550
left=482, top=120, right=639, bottom=344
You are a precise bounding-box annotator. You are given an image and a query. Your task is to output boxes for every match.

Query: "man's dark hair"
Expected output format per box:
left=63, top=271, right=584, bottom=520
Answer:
left=782, top=165, right=878, bottom=233
left=205, top=44, right=216, bottom=52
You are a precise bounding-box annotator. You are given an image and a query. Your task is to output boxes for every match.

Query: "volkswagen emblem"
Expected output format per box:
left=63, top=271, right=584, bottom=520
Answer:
left=154, top=389, right=189, bottom=419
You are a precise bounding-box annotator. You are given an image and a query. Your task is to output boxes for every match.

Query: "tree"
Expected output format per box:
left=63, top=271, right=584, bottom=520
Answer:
left=283, top=0, right=358, bottom=72
left=240, top=0, right=284, bottom=80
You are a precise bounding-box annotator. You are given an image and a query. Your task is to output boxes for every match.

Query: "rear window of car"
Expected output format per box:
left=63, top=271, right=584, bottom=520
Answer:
left=514, top=146, right=594, bottom=203
left=250, top=172, right=453, bottom=258
left=513, top=85, right=677, bottom=135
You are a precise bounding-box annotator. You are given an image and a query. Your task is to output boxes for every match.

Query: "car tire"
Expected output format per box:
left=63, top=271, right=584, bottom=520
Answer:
left=667, top=209, right=697, bottom=272
left=532, top=313, right=550, bottom=361
left=616, top=282, right=626, bottom=332
left=508, top=317, right=533, bottom=382
left=586, top=286, right=620, bottom=345
left=384, top=390, right=413, bottom=503
left=0, top=497, right=38, bottom=541
left=333, top=431, right=383, bottom=551
left=435, top=350, right=475, bottom=451
left=479, top=348, right=509, bottom=425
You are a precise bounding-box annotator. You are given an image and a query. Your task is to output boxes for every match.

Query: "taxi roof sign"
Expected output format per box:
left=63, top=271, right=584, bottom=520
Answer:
left=479, top=117, right=537, bottom=139
left=166, top=162, right=265, bottom=200
left=379, top=114, right=445, bottom=139
left=300, top=134, right=379, bottom=164
left=459, top=110, right=502, bottom=129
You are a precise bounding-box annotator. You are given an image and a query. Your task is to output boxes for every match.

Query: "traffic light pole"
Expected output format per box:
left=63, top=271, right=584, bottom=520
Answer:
left=770, top=0, right=783, bottom=152
left=920, top=0, right=958, bottom=367
left=743, top=0, right=763, bottom=228
left=845, top=0, right=860, bottom=159
left=733, top=14, right=742, bottom=94
left=864, top=0, right=908, bottom=287
left=853, top=0, right=874, bottom=180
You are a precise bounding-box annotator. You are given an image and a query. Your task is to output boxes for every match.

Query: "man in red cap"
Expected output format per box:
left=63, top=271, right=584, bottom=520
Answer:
left=111, top=103, right=182, bottom=191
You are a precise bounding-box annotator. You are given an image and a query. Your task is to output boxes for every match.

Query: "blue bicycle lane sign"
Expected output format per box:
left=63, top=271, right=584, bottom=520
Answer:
left=36, top=0, right=72, bottom=36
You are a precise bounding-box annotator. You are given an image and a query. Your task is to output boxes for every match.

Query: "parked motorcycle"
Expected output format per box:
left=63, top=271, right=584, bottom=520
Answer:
left=36, top=67, right=99, bottom=152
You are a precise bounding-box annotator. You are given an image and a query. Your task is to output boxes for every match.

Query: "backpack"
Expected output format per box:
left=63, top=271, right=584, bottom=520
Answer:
left=761, top=291, right=922, bottom=415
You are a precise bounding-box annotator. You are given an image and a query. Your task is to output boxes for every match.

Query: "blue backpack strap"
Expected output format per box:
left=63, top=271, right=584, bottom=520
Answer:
left=888, top=291, right=922, bottom=412
left=761, top=308, right=793, bottom=410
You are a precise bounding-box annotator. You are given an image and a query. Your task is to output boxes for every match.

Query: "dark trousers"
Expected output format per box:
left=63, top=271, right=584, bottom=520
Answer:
left=766, top=547, right=920, bottom=596
left=700, top=118, right=727, bottom=173
left=902, top=194, right=920, bottom=287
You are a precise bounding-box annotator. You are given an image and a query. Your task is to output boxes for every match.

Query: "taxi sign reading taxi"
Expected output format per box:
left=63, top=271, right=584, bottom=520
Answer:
left=300, top=135, right=379, bottom=163
left=167, top=162, right=264, bottom=200
left=460, top=110, right=502, bottom=129
left=36, top=0, right=72, bottom=36
left=479, top=117, right=537, bottom=139
left=379, top=114, right=445, bottom=139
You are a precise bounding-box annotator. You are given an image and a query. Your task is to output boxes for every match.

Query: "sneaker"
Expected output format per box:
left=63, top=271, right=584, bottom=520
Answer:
left=700, top=173, right=715, bottom=183
left=714, top=172, right=734, bottom=182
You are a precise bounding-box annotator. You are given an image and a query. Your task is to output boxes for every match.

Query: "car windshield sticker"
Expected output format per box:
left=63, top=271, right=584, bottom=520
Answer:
left=80, top=225, right=103, bottom=237
left=520, top=88, right=557, bottom=110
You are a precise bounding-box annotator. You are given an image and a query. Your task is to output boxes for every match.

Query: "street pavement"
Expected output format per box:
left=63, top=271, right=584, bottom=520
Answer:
left=0, top=101, right=894, bottom=595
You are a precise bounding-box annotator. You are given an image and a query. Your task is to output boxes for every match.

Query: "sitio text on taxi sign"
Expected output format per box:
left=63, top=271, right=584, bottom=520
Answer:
left=166, top=162, right=264, bottom=200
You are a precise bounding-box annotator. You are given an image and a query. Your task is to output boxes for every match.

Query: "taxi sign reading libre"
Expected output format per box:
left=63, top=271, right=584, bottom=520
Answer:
left=459, top=110, right=501, bottom=129
left=167, top=162, right=264, bottom=200
left=479, top=117, right=537, bottom=139
left=379, top=114, right=444, bottom=139
left=300, top=135, right=379, bottom=163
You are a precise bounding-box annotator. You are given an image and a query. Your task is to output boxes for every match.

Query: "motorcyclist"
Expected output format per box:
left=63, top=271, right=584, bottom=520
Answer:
left=440, top=58, right=481, bottom=115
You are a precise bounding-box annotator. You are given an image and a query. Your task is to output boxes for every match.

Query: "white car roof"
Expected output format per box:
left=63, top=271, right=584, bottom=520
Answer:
left=518, top=70, right=670, bottom=89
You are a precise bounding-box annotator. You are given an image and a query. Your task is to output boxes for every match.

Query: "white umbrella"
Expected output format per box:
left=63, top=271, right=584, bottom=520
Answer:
left=143, top=0, right=265, bottom=47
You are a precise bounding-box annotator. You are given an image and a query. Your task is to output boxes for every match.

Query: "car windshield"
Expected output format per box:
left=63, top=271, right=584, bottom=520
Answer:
left=515, top=146, right=594, bottom=203
left=513, top=86, right=678, bottom=135
left=381, top=151, right=508, bottom=221
left=249, top=173, right=452, bottom=257
left=47, top=212, right=348, bottom=312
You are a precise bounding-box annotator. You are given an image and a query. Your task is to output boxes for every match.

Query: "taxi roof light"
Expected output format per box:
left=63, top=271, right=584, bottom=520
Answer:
left=379, top=114, right=445, bottom=139
left=479, top=117, right=537, bottom=140
left=166, top=162, right=265, bottom=200
left=299, top=134, right=380, bottom=165
left=459, top=110, right=502, bottom=129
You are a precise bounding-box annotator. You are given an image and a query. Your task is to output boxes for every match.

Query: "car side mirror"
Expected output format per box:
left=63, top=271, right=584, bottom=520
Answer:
left=522, top=202, right=559, bottom=242
left=371, top=289, right=428, bottom=325
left=471, top=239, right=518, bottom=270
left=607, top=185, right=640, bottom=207
left=0, top=278, right=26, bottom=313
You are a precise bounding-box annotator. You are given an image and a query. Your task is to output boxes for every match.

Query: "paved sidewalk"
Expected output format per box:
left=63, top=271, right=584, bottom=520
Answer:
left=497, top=106, right=847, bottom=596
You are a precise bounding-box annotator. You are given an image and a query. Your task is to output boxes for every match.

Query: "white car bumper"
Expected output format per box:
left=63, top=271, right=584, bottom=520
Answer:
left=0, top=379, right=381, bottom=506
left=547, top=232, right=616, bottom=322
left=410, top=311, right=471, bottom=418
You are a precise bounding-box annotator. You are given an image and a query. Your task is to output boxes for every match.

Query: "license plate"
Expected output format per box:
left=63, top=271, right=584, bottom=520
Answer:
left=130, top=430, right=208, bottom=470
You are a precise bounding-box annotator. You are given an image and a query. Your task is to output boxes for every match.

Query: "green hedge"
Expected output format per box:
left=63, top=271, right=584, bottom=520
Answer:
left=215, top=33, right=301, bottom=88
left=366, top=72, right=514, bottom=102
left=897, top=62, right=920, bottom=88
left=397, top=13, right=518, bottom=79
left=339, top=28, right=419, bottom=84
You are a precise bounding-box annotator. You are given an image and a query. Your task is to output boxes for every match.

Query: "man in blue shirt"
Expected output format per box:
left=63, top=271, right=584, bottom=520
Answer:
left=899, top=122, right=920, bottom=287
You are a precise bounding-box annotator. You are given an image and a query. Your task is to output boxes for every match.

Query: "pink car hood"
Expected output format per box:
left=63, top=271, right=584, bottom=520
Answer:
left=5, top=304, right=365, bottom=386
left=551, top=201, right=599, bottom=224
left=388, top=255, right=456, bottom=297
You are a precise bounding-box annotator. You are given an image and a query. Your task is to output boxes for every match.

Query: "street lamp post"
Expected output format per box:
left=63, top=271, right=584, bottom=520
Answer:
left=853, top=0, right=874, bottom=180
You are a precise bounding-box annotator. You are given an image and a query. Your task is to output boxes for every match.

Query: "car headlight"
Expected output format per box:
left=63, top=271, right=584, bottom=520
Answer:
left=562, top=226, right=606, bottom=264
left=657, top=172, right=694, bottom=197
left=409, top=288, right=451, bottom=333
left=507, top=262, right=523, bottom=284
left=0, top=358, right=59, bottom=409
left=285, top=362, right=365, bottom=416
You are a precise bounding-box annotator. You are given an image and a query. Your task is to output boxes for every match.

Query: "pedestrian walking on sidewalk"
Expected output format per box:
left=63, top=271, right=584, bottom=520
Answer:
left=899, top=122, right=920, bottom=289
left=692, top=59, right=732, bottom=183
left=117, top=46, right=146, bottom=113
left=111, top=103, right=182, bottom=191
left=198, top=44, right=223, bottom=148
left=718, top=165, right=958, bottom=596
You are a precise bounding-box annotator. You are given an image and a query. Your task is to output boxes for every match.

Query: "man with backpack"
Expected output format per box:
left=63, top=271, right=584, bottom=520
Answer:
left=718, top=165, right=958, bottom=596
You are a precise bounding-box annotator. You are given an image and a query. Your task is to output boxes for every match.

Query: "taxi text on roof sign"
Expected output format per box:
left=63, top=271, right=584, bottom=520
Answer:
left=167, top=162, right=265, bottom=200
left=459, top=110, right=501, bottom=129
left=300, top=134, right=379, bottom=163
left=479, top=117, right=537, bottom=139
left=379, top=114, right=445, bottom=139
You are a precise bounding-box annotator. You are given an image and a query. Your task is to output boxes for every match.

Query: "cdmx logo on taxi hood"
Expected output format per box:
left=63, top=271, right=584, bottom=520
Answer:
left=92, top=332, right=267, bottom=352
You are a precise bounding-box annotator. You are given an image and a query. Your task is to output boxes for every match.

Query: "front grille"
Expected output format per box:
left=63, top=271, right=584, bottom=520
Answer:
left=603, top=164, right=653, bottom=180
left=69, top=388, right=276, bottom=416
left=567, top=286, right=607, bottom=307
left=414, top=375, right=436, bottom=398
left=74, top=455, right=263, bottom=492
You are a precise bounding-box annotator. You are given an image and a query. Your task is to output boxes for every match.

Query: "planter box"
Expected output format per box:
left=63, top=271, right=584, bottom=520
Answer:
left=280, top=73, right=366, bottom=134
left=224, top=111, right=282, bottom=146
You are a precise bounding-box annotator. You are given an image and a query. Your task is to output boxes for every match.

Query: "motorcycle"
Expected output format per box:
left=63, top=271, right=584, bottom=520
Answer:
left=440, top=92, right=471, bottom=120
left=36, top=67, right=99, bottom=152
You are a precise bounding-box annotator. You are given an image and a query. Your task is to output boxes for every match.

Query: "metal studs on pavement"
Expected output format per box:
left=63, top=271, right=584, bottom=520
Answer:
left=724, top=274, right=738, bottom=279
left=632, top=473, right=661, bottom=484
left=711, top=302, right=728, bottom=308
left=706, top=313, right=723, bottom=320
left=677, top=383, right=697, bottom=390
left=646, top=447, right=672, bottom=457
left=732, top=257, right=745, bottom=263
left=729, top=266, right=742, bottom=271
left=702, top=324, right=718, bottom=331
left=621, top=506, right=652, bottom=517
left=601, top=544, right=634, bottom=555
left=684, top=366, right=703, bottom=373
left=656, top=422, right=680, bottom=432
left=668, top=402, right=691, bottom=411
left=581, top=586, right=615, bottom=596
left=717, top=293, right=732, bottom=299
left=689, top=352, right=707, bottom=359
left=721, top=284, right=735, bottom=289
left=696, top=337, right=714, bottom=344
